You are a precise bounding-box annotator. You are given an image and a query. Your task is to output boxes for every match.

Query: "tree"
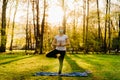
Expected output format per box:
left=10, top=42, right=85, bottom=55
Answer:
left=40, top=0, right=46, bottom=54
left=116, top=13, right=120, bottom=53
left=118, top=13, right=120, bottom=50
left=85, top=0, right=89, bottom=54
left=62, top=0, right=66, bottom=34
left=83, top=0, right=86, bottom=45
left=0, top=0, right=8, bottom=52
left=96, top=0, right=101, bottom=39
left=9, top=0, right=19, bottom=51
left=25, top=0, right=30, bottom=52
left=31, top=0, right=37, bottom=50
left=108, top=0, right=111, bottom=53
left=104, top=0, right=109, bottom=53
left=7, top=0, right=14, bottom=28
left=31, top=0, right=41, bottom=54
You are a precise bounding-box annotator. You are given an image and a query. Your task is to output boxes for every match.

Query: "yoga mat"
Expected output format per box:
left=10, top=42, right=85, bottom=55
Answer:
left=34, top=72, right=88, bottom=77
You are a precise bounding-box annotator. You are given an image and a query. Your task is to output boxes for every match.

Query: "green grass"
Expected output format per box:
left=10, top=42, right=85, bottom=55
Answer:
left=0, top=53, right=120, bottom=80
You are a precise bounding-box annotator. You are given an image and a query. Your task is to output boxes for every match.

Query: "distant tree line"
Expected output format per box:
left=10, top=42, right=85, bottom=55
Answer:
left=0, top=0, right=120, bottom=54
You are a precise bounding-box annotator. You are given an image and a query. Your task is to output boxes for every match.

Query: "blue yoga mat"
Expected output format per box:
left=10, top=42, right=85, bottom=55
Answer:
left=34, top=72, right=88, bottom=77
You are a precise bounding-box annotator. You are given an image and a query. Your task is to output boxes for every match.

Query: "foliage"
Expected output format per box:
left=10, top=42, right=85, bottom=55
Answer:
left=0, top=0, right=120, bottom=53
left=112, top=37, right=120, bottom=50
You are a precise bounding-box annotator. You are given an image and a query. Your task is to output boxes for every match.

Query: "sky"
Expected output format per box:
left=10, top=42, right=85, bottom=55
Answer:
left=0, top=0, right=120, bottom=25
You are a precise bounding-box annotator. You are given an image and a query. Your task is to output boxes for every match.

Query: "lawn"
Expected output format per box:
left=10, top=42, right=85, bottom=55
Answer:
left=0, top=52, right=120, bottom=80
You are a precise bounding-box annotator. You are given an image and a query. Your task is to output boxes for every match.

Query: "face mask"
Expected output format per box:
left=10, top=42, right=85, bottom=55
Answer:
left=59, top=30, right=64, bottom=34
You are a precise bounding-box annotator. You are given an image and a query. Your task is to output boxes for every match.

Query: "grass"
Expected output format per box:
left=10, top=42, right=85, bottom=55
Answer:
left=0, top=53, right=120, bottom=80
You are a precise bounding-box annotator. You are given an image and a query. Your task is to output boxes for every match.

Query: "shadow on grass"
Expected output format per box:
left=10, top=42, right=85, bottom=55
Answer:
left=73, top=54, right=104, bottom=69
left=73, top=54, right=120, bottom=80
left=0, top=55, right=19, bottom=60
left=58, top=76, right=62, bottom=80
left=64, top=55, right=93, bottom=80
left=0, top=55, right=33, bottom=65
left=65, top=54, right=86, bottom=72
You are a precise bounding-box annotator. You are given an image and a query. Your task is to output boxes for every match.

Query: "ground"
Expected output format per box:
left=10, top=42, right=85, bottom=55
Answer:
left=0, top=52, right=120, bottom=80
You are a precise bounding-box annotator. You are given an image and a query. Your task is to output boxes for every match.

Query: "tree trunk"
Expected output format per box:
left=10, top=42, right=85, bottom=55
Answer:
left=73, top=1, right=76, bottom=38
left=104, top=0, right=109, bottom=53
left=117, top=13, right=120, bottom=53
left=108, top=0, right=111, bottom=53
left=85, top=0, right=89, bottom=54
left=83, top=0, right=86, bottom=45
left=7, top=2, right=13, bottom=28
left=9, top=0, right=19, bottom=51
left=29, top=24, right=32, bottom=49
left=62, top=0, right=66, bottom=34
left=31, top=0, right=37, bottom=51
left=25, top=0, right=29, bottom=52
left=118, top=13, right=120, bottom=40
left=31, top=0, right=40, bottom=54
left=40, top=0, right=46, bottom=54
left=34, top=0, right=41, bottom=54
left=96, top=0, right=101, bottom=39
left=0, top=0, right=8, bottom=52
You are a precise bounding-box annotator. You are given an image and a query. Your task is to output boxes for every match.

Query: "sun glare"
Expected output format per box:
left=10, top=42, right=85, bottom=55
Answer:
left=47, top=6, right=64, bottom=26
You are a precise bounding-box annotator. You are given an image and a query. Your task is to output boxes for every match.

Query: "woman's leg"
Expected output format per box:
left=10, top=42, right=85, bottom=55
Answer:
left=58, top=51, right=65, bottom=74
left=46, top=49, right=58, bottom=58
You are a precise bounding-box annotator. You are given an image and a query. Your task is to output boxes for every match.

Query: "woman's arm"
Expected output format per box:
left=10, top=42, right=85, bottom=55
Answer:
left=51, top=38, right=60, bottom=49
left=61, top=38, right=70, bottom=47
left=66, top=38, right=70, bottom=46
left=51, top=38, right=56, bottom=49
left=51, top=38, right=57, bottom=46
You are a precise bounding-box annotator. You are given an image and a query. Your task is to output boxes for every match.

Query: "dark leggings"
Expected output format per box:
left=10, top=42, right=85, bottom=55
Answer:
left=46, top=49, right=66, bottom=74
left=46, top=49, right=65, bottom=59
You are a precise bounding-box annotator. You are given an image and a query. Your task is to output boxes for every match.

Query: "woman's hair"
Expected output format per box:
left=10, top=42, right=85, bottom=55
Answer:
left=59, top=26, right=64, bottom=30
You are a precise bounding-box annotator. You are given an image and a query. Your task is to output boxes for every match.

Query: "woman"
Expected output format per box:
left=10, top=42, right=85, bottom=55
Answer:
left=46, top=27, right=70, bottom=74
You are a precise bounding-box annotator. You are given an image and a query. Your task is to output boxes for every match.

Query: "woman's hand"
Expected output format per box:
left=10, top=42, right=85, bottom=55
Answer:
left=57, top=42, right=65, bottom=47
left=60, top=44, right=66, bottom=47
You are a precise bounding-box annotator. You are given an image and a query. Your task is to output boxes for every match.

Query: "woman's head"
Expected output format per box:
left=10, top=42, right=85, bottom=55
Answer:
left=59, top=27, right=64, bottom=34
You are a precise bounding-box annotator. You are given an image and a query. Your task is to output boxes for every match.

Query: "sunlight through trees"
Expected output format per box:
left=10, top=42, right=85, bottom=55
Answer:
left=0, top=0, right=120, bottom=54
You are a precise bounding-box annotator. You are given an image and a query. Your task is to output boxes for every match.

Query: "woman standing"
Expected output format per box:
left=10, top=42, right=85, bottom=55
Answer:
left=46, top=27, right=70, bottom=74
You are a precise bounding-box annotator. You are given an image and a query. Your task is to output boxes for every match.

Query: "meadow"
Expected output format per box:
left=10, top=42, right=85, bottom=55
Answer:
left=0, top=52, right=120, bottom=80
